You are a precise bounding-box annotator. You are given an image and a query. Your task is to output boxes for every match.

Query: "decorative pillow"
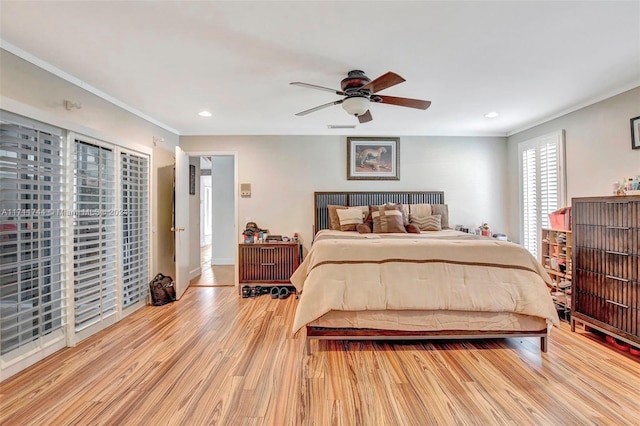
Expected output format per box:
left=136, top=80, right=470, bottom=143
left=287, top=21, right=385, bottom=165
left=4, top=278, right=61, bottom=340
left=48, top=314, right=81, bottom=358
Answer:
left=336, top=207, right=364, bottom=231
left=410, top=214, right=442, bottom=231
left=405, top=223, right=421, bottom=234
left=409, top=203, right=432, bottom=218
left=371, top=204, right=407, bottom=233
left=431, top=204, right=450, bottom=229
left=385, top=202, right=409, bottom=225
left=356, top=223, right=372, bottom=234
left=327, top=205, right=347, bottom=230
left=353, top=205, right=371, bottom=219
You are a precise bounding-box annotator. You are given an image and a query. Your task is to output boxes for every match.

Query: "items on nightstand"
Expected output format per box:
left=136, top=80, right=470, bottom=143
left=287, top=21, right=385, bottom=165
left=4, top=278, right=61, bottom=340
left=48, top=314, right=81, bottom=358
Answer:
left=242, top=222, right=271, bottom=243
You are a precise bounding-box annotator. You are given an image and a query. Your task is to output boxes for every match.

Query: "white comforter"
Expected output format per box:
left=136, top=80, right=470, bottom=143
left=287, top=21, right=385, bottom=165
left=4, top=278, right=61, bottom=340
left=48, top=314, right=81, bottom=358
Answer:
left=291, top=230, right=559, bottom=333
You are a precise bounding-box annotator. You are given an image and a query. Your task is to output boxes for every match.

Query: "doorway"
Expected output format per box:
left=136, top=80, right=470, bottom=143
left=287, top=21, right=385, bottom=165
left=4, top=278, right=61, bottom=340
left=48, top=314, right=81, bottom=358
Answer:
left=187, top=152, right=238, bottom=287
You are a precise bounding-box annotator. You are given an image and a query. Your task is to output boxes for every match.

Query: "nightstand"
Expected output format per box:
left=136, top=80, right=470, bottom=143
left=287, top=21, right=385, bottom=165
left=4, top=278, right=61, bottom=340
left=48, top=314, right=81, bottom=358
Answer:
left=238, top=242, right=301, bottom=284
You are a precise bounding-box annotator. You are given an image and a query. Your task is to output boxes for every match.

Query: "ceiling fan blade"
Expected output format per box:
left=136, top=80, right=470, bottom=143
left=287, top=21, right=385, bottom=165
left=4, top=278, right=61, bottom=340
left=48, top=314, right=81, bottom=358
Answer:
left=290, top=82, right=345, bottom=96
left=377, top=95, right=431, bottom=110
left=360, top=72, right=406, bottom=93
left=358, top=110, right=373, bottom=123
left=295, top=100, right=343, bottom=116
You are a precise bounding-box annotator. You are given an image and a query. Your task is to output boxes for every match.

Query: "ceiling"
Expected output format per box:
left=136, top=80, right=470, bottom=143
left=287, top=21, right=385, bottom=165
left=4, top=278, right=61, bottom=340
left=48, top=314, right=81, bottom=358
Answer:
left=1, top=1, right=639, bottom=137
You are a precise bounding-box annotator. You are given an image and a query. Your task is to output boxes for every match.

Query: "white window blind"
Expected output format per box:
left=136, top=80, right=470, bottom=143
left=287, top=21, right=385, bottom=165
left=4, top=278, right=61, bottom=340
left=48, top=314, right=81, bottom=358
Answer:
left=0, top=119, right=66, bottom=356
left=120, top=151, right=149, bottom=308
left=518, top=131, right=565, bottom=257
left=73, top=139, right=117, bottom=333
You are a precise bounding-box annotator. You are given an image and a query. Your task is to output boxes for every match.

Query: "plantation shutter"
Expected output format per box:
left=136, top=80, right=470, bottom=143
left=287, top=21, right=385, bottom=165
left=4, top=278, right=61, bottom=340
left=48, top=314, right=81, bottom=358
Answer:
left=0, top=115, right=66, bottom=357
left=519, top=130, right=565, bottom=257
left=73, top=139, right=117, bottom=334
left=120, top=151, right=150, bottom=308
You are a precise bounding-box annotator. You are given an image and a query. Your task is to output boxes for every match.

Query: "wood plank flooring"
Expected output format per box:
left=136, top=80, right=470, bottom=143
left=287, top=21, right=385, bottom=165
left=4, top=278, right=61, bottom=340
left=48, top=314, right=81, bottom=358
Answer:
left=1, top=286, right=639, bottom=425
left=190, top=245, right=235, bottom=286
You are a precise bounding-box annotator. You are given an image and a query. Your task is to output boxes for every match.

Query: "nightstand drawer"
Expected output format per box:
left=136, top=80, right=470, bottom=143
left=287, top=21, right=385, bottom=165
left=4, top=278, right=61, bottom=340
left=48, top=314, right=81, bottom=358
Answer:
left=239, top=243, right=301, bottom=283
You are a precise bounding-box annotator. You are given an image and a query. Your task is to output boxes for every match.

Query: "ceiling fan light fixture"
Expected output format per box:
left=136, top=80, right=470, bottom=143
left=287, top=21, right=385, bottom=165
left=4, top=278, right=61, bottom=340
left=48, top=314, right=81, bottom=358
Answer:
left=484, top=111, right=499, bottom=118
left=198, top=110, right=212, bottom=117
left=342, top=96, right=370, bottom=117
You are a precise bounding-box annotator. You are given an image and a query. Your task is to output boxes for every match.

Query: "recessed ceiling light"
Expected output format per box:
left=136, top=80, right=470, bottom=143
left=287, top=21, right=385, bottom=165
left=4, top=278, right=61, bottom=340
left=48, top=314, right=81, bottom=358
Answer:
left=484, top=111, right=499, bottom=118
left=327, top=124, right=356, bottom=129
left=198, top=110, right=212, bottom=117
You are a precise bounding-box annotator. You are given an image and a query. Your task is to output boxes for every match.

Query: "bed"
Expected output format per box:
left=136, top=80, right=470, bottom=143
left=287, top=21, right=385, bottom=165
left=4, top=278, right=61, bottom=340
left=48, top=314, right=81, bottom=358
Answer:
left=291, top=191, right=560, bottom=354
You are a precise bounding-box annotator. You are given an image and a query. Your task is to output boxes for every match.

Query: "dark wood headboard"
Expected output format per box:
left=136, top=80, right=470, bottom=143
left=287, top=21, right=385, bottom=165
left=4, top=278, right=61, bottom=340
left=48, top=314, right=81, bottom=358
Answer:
left=314, top=191, right=445, bottom=231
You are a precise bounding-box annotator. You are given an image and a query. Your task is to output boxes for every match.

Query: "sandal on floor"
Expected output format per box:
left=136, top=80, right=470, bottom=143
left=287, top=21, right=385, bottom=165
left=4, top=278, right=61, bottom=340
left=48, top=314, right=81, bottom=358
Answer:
left=278, top=286, right=290, bottom=299
left=270, top=286, right=280, bottom=299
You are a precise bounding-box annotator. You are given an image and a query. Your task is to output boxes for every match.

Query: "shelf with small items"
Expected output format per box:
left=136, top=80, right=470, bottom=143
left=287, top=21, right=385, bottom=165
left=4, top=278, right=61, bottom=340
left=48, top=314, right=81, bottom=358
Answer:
left=541, top=228, right=572, bottom=321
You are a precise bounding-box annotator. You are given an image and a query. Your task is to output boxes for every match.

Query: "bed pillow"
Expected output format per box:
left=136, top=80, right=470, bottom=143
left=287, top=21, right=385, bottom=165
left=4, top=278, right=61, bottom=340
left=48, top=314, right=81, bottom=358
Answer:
left=410, top=214, right=442, bottom=231
left=356, top=223, right=372, bottom=234
left=385, top=202, right=409, bottom=225
left=431, top=204, right=450, bottom=229
left=409, top=203, right=432, bottom=217
left=327, top=205, right=348, bottom=230
left=407, top=203, right=450, bottom=229
left=336, top=207, right=364, bottom=231
left=371, top=204, right=407, bottom=233
left=405, top=223, right=421, bottom=234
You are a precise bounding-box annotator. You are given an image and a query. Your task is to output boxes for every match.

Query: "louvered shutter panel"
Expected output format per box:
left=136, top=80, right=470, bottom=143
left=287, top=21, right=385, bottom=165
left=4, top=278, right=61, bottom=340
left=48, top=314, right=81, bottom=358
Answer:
left=0, top=119, right=66, bottom=355
left=519, top=131, right=565, bottom=257
left=73, top=140, right=117, bottom=332
left=121, top=151, right=149, bottom=308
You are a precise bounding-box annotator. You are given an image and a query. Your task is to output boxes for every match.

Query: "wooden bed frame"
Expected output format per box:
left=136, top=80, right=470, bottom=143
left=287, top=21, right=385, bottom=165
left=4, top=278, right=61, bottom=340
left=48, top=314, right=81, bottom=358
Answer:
left=305, top=326, right=548, bottom=354
left=305, top=191, right=550, bottom=355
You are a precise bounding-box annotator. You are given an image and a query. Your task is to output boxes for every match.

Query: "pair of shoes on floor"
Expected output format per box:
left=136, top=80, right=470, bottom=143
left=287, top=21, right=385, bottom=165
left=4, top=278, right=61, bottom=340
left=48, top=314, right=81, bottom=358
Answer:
left=270, top=286, right=291, bottom=300
left=241, top=285, right=251, bottom=298
left=254, top=286, right=270, bottom=297
left=241, top=286, right=270, bottom=298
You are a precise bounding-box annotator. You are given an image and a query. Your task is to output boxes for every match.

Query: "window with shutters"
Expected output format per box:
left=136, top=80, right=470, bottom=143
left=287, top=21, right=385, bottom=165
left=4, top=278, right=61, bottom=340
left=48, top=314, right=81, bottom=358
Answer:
left=72, top=138, right=117, bottom=336
left=1, top=111, right=151, bottom=380
left=0, top=117, right=67, bottom=361
left=518, top=130, right=566, bottom=257
left=121, top=151, right=149, bottom=309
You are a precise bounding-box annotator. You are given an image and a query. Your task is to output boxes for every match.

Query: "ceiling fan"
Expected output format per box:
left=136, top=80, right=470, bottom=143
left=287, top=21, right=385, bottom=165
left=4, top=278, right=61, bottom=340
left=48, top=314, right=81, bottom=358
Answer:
left=290, top=70, right=431, bottom=123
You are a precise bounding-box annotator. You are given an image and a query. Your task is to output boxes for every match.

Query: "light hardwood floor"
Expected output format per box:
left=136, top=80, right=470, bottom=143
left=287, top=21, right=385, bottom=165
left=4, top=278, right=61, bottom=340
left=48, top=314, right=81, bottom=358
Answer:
left=1, top=287, right=639, bottom=425
left=190, top=245, right=235, bottom=286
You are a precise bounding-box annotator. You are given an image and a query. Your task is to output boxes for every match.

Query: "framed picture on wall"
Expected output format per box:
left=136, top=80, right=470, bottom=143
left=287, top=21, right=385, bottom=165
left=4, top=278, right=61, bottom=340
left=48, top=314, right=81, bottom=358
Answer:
left=347, top=137, right=400, bottom=180
left=631, top=115, right=640, bottom=150
left=189, top=164, right=196, bottom=195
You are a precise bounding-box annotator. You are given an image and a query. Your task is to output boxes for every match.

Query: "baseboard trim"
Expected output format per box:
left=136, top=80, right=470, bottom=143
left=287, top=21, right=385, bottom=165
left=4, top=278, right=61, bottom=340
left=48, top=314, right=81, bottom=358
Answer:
left=189, top=267, right=202, bottom=280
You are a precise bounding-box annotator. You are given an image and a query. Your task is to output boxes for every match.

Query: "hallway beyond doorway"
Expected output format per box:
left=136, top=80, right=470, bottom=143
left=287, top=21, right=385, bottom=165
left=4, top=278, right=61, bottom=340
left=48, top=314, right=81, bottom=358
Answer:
left=190, top=245, right=235, bottom=286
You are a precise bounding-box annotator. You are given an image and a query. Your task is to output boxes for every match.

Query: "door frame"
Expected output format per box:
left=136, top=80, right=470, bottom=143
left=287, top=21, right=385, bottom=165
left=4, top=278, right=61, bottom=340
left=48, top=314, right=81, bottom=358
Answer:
left=183, top=151, right=239, bottom=287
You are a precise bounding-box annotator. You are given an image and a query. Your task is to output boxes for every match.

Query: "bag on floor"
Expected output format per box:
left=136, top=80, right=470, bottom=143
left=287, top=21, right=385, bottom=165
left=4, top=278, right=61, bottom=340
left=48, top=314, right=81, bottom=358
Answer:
left=149, top=273, right=176, bottom=306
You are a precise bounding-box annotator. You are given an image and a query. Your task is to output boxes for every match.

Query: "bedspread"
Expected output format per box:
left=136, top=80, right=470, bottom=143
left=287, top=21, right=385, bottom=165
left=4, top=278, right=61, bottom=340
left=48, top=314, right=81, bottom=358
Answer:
left=291, top=231, right=559, bottom=333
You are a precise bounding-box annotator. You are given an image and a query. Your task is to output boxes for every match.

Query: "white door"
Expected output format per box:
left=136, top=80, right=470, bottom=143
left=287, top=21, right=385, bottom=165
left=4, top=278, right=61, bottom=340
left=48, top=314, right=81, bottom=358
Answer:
left=174, top=146, right=190, bottom=299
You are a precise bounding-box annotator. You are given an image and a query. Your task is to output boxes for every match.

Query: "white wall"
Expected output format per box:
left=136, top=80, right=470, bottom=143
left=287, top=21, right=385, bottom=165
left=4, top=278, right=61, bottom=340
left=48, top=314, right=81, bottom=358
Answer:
left=507, top=86, right=640, bottom=242
left=200, top=175, right=212, bottom=246
left=0, top=48, right=179, bottom=277
left=180, top=135, right=509, bottom=252
left=211, top=156, right=236, bottom=265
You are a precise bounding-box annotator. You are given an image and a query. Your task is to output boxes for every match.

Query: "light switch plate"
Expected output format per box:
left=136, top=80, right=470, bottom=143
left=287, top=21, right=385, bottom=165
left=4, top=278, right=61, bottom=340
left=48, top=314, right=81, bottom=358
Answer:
left=240, top=183, right=251, bottom=197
